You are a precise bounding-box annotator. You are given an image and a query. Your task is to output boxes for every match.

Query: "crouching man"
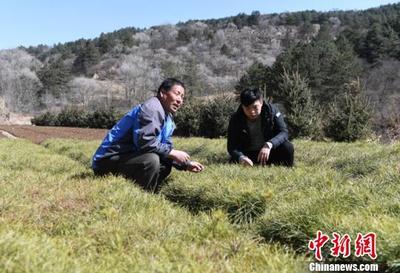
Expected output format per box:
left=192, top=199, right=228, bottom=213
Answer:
left=227, top=88, right=294, bottom=167
left=92, top=78, right=204, bottom=192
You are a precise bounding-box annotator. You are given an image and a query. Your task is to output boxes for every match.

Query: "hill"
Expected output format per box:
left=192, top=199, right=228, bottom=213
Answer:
left=1, top=3, right=400, bottom=138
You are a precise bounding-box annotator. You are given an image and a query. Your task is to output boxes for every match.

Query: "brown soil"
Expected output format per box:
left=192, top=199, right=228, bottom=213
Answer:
left=0, top=125, right=107, bottom=144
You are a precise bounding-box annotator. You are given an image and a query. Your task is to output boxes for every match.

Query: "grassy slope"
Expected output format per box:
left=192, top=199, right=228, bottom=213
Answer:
left=0, top=139, right=306, bottom=273
left=42, top=137, right=400, bottom=272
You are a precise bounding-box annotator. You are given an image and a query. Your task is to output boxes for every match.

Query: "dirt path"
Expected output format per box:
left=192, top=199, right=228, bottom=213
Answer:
left=0, top=125, right=107, bottom=144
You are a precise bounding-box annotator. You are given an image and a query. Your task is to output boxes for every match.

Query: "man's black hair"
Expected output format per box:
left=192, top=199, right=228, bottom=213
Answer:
left=240, top=88, right=263, bottom=106
left=157, top=78, right=185, bottom=94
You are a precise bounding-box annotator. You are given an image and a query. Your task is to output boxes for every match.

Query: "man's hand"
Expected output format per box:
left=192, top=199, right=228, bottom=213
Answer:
left=257, top=145, right=271, bottom=165
left=168, top=149, right=190, bottom=164
left=186, top=161, right=204, bottom=173
left=239, top=156, right=254, bottom=167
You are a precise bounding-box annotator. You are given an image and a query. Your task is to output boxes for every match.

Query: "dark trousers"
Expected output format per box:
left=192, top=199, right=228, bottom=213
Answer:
left=239, top=141, right=294, bottom=167
left=93, top=153, right=172, bottom=192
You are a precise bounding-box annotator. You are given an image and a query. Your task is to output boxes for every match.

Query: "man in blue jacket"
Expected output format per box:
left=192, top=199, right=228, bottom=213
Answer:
left=227, top=88, right=294, bottom=167
left=92, top=78, right=204, bottom=192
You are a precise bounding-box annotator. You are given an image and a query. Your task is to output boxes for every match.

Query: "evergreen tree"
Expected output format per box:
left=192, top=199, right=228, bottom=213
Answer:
left=232, top=13, right=247, bottom=28
left=97, top=33, right=115, bottom=54
left=324, top=79, right=372, bottom=141
left=235, top=62, right=271, bottom=98
left=269, top=37, right=361, bottom=105
left=382, top=24, right=400, bottom=59
left=220, top=44, right=232, bottom=56
left=362, top=23, right=386, bottom=63
left=322, top=36, right=362, bottom=102
left=247, top=11, right=261, bottom=26
left=119, top=29, right=135, bottom=47
left=315, top=22, right=332, bottom=41
left=37, top=58, right=71, bottom=98
left=279, top=68, right=321, bottom=138
left=360, top=23, right=400, bottom=63
left=72, top=41, right=100, bottom=75
left=177, top=27, right=192, bottom=43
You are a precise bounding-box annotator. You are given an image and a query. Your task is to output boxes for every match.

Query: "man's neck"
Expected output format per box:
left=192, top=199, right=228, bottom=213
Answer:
left=246, top=116, right=261, bottom=123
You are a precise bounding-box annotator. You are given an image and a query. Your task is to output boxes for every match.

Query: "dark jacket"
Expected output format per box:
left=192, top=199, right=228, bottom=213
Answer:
left=227, top=101, right=289, bottom=162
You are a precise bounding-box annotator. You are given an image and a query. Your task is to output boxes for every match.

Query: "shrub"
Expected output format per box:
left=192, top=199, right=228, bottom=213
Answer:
left=174, top=95, right=238, bottom=138
left=86, top=108, right=120, bottom=129
left=198, top=95, right=237, bottom=138
left=56, top=108, right=88, bottom=127
left=279, top=68, right=322, bottom=139
left=174, top=98, right=203, bottom=137
left=31, top=112, right=59, bottom=126
left=324, top=79, right=372, bottom=141
left=32, top=95, right=237, bottom=136
left=32, top=107, right=120, bottom=129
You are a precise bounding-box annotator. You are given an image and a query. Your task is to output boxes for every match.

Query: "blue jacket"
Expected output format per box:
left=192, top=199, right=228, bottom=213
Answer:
left=92, top=96, right=175, bottom=170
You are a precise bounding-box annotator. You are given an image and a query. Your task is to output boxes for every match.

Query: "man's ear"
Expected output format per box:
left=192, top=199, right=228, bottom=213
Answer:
left=159, top=89, right=166, bottom=99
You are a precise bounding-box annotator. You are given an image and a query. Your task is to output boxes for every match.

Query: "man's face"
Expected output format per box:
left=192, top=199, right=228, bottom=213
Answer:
left=242, top=98, right=263, bottom=120
left=159, top=84, right=185, bottom=114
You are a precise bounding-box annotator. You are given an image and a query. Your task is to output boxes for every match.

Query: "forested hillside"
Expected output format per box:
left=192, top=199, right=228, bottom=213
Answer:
left=1, top=3, right=400, bottom=138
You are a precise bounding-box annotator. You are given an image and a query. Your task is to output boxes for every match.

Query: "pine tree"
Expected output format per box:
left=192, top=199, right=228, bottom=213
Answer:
left=362, top=23, right=386, bottom=63
left=97, top=33, right=114, bottom=54
left=324, top=79, right=372, bottom=141
left=269, top=37, right=361, bottom=106
left=321, top=36, right=362, bottom=102
left=235, top=62, right=271, bottom=98
left=72, top=41, right=100, bottom=75
left=37, top=58, right=71, bottom=98
left=220, top=44, right=231, bottom=56
left=279, top=68, right=321, bottom=138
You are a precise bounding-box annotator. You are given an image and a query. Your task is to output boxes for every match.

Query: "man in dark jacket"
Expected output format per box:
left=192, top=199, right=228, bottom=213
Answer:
left=92, top=78, right=204, bottom=192
left=227, top=88, right=294, bottom=167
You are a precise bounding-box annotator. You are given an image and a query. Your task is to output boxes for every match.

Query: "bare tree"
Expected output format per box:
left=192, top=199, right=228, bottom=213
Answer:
left=0, top=49, right=41, bottom=113
left=116, top=55, right=162, bottom=106
left=149, top=24, right=178, bottom=50
left=68, top=77, right=103, bottom=109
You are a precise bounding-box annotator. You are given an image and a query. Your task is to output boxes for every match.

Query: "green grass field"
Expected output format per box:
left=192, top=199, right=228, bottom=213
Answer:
left=1, top=137, right=399, bottom=272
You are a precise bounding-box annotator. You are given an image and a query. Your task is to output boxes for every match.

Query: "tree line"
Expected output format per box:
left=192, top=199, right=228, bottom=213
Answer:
left=2, top=3, right=400, bottom=140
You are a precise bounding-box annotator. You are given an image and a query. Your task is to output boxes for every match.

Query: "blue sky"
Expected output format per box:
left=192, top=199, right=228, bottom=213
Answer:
left=0, top=0, right=398, bottom=49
